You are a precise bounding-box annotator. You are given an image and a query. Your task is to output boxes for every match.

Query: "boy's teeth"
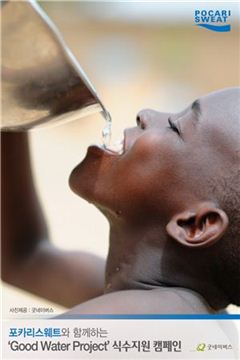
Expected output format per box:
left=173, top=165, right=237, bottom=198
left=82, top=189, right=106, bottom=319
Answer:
left=106, top=140, right=124, bottom=154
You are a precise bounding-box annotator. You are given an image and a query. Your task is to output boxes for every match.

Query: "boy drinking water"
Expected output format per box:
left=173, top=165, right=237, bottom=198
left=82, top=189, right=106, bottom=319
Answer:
left=2, top=87, right=240, bottom=314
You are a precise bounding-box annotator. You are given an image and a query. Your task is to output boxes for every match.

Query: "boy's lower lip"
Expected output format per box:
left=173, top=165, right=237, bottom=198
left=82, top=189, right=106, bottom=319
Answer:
left=87, top=135, right=126, bottom=157
left=87, top=145, right=120, bottom=157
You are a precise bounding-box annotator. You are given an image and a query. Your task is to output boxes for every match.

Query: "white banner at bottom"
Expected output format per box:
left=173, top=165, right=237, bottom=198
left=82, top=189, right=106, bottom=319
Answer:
left=2, top=319, right=239, bottom=359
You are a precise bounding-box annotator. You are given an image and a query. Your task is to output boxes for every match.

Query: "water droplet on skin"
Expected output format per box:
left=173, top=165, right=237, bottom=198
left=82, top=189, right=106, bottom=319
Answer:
left=115, top=267, right=120, bottom=272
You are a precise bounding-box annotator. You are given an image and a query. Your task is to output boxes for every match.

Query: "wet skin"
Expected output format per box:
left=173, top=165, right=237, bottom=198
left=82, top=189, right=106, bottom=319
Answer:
left=69, top=88, right=240, bottom=313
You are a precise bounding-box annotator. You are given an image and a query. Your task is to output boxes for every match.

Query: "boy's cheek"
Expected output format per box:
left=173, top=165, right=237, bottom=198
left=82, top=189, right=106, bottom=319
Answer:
left=126, top=132, right=165, bottom=163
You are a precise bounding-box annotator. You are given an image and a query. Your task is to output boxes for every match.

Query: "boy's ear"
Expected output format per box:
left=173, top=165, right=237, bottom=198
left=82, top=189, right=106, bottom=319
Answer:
left=166, top=202, right=229, bottom=248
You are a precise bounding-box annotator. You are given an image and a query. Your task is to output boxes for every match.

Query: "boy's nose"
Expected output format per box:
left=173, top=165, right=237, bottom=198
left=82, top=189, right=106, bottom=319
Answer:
left=136, top=109, right=171, bottom=129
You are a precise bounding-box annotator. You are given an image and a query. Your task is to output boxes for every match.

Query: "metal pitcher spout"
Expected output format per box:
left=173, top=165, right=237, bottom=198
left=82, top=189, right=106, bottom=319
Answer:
left=1, top=0, right=108, bottom=131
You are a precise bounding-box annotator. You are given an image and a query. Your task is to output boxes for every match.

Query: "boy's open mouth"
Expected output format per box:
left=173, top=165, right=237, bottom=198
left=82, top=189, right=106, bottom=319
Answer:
left=87, top=133, right=126, bottom=157
left=104, top=138, right=125, bottom=155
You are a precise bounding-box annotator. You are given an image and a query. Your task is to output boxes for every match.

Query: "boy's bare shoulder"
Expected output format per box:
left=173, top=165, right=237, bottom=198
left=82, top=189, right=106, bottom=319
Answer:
left=59, top=287, right=211, bottom=316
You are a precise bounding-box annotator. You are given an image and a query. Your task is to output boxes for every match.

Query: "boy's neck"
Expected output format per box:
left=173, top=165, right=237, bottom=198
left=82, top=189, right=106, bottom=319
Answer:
left=104, top=220, right=229, bottom=310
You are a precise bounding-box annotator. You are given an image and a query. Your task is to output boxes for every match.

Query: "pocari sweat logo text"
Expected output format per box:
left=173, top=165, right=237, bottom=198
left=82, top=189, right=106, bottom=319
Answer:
left=195, top=10, right=231, bottom=32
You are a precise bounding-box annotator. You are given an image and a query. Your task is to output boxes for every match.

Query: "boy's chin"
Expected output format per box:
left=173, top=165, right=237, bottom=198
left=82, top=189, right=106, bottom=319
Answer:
left=68, top=169, right=102, bottom=205
left=69, top=167, right=91, bottom=199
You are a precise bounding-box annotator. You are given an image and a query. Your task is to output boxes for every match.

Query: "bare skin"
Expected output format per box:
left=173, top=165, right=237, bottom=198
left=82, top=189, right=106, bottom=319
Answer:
left=2, top=88, right=240, bottom=314
left=1, top=133, right=105, bottom=308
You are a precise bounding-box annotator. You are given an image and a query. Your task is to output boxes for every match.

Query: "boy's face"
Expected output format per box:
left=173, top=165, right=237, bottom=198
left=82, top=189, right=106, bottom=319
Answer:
left=69, top=88, right=239, bottom=223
